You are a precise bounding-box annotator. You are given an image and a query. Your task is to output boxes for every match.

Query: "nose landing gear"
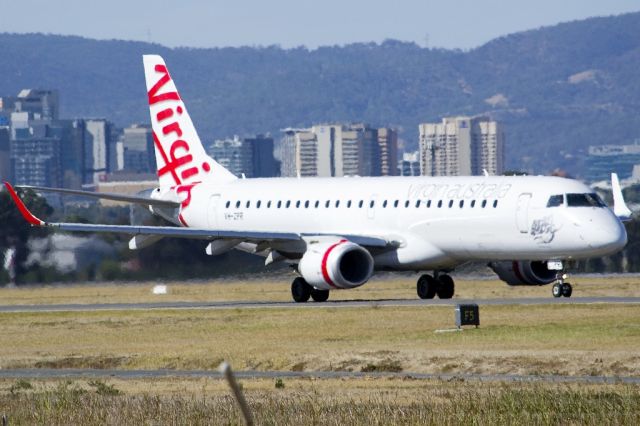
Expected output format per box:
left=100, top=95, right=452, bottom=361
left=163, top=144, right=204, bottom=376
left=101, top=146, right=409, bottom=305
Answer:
left=552, top=271, right=572, bottom=298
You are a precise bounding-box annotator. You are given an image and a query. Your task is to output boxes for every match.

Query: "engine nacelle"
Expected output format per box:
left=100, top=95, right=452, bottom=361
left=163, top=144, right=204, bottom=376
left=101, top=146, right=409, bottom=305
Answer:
left=489, top=261, right=557, bottom=286
left=299, top=240, right=374, bottom=290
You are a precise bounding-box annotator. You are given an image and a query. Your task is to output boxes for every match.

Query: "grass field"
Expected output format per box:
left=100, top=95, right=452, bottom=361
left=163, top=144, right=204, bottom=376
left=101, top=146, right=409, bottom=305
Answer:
left=1, top=275, right=639, bottom=423
left=2, top=378, right=640, bottom=425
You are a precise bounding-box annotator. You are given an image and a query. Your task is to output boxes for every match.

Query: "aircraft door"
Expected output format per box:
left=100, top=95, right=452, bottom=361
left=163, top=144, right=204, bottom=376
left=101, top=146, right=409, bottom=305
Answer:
left=208, top=194, right=221, bottom=228
left=516, top=193, right=532, bottom=233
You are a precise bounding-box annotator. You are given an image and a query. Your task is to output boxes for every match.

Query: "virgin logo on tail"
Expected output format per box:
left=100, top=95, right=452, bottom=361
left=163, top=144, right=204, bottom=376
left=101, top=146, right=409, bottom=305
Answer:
left=147, top=64, right=211, bottom=187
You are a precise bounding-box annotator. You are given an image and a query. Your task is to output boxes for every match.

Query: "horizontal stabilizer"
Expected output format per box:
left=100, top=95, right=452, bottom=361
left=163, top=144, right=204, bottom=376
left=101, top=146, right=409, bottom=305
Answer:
left=15, top=185, right=179, bottom=208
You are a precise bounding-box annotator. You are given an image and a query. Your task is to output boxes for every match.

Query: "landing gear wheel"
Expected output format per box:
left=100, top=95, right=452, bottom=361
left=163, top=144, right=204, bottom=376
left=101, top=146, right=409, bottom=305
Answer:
left=437, top=274, right=455, bottom=299
left=291, top=277, right=311, bottom=303
left=417, top=274, right=437, bottom=299
left=552, top=283, right=562, bottom=298
left=561, top=283, right=573, bottom=298
left=310, top=288, right=330, bottom=302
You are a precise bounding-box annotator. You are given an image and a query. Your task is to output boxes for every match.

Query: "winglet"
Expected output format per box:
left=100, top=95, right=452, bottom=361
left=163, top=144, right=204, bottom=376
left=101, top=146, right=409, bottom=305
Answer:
left=3, top=181, right=46, bottom=226
left=611, top=173, right=632, bottom=221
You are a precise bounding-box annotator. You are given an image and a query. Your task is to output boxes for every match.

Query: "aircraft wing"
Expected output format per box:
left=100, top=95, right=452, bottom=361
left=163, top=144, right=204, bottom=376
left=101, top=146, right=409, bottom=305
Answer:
left=4, top=182, right=391, bottom=248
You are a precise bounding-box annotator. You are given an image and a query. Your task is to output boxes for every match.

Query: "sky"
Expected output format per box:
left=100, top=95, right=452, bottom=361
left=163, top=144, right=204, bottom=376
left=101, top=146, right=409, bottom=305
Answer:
left=0, top=0, right=638, bottom=50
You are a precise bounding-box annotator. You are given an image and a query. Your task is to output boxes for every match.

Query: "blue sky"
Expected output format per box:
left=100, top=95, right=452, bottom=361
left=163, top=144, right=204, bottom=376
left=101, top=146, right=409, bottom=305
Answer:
left=1, top=0, right=638, bottom=49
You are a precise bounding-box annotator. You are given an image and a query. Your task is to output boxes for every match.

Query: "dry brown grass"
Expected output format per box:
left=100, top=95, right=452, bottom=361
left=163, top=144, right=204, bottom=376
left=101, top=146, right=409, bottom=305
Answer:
left=0, top=302, right=638, bottom=377
left=1, top=377, right=639, bottom=425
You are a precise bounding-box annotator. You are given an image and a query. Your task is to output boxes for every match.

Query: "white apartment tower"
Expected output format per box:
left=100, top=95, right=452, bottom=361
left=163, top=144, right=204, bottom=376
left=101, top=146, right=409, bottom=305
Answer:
left=281, top=123, right=395, bottom=178
left=419, top=116, right=504, bottom=176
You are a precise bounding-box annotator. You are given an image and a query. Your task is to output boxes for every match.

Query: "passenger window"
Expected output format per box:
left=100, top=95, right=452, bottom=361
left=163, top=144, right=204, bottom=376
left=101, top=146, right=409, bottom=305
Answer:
left=257, top=200, right=261, bottom=209
left=304, top=200, right=309, bottom=208
left=383, top=200, right=388, bottom=208
left=459, top=200, right=464, bottom=208
left=359, top=200, right=364, bottom=208
left=493, top=200, right=498, bottom=208
left=471, top=200, right=476, bottom=208
left=277, top=201, right=282, bottom=208
left=267, top=201, right=271, bottom=208
left=370, top=200, right=374, bottom=208
left=427, top=200, right=431, bottom=208
left=415, top=200, right=421, bottom=208
left=481, top=200, right=487, bottom=208
left=225, top=201, right=230, bottom=209
left=314, top=201, right=319, bottom=208
left=546, top=194, right=564, bottom=207
left=448, top=200, right=453, bottom=208
left=295, top=201, right=300, bottom=208
left=404, top=200, right=410, bottom=208
left=335, top=200, right=340, bottom=208
left=286, top=200, right=291, bottom=208
left=347, top=200, right=352, bottom=208
left=394, top=200, right=399, bottom=208
left=246, top=201, right=251, bottom=208
left=236, top=201, right=241, bottom=208
left=325, top=200, right=330, bottom=208
left=437, top=200, right=442, bottom=208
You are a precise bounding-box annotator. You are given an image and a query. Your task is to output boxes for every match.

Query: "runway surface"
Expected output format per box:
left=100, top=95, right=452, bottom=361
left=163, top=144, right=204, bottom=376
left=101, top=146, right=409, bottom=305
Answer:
left=0, top=368, right=637, bottom=384
left=0, top=297, right=639, bottom=313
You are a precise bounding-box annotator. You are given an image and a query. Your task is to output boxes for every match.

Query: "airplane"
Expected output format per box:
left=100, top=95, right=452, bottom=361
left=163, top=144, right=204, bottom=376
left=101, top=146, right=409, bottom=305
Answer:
left=3, top=55, right=631, bottom=302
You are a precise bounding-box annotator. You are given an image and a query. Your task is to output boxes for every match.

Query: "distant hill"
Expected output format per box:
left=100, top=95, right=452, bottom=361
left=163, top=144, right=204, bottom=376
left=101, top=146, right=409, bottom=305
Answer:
left=1, top=12, right=639, bottom=177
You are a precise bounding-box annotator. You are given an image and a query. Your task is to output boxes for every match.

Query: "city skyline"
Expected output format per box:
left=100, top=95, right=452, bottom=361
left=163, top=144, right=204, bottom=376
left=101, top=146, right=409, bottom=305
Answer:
left=0, top=1, right=637, bottom=50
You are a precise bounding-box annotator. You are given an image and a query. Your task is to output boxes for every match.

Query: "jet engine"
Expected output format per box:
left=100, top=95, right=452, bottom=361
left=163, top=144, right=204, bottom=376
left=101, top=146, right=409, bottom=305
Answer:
left=298, top=240, right=374, bottom=290
left=489, top=261, right=557, bottom=286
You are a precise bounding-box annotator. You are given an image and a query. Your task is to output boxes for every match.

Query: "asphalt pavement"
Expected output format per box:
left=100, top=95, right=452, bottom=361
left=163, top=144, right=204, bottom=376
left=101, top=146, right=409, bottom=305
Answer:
left=0, top=296, right=639, bottom=313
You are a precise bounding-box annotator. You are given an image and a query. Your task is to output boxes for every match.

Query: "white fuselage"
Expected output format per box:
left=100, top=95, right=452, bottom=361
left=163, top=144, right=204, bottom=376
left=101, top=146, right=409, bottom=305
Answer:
left=174, top=175, right=627, bottom=271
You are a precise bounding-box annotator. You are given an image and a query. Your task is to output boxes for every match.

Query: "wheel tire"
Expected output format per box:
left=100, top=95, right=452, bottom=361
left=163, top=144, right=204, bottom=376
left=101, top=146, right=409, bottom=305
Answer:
left=561, top=283, right=573, bottom=298
left=417, top=274, right=437, bottom=299
left=552, top=283, right=562, bottom=298
left=311, top=288, right=330, bottom=302
left=437, top=274, right=455, bottom=299
left=291, top=277, right=311, bottom=303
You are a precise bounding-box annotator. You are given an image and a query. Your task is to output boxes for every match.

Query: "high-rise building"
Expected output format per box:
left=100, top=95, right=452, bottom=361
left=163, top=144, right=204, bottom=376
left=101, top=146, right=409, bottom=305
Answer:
left=15, top=89, right=59, bottom=120
left=10, top=113, right=62, bottom=187
left=281, top=128, right=318, bottom=177
left=0, top=96, right=17, bottom=125
left=84, top=119, right=116, bottom=183
left=419, top=116, right=504, bottom=176
left=206, top=134, right=278, bottom=178
left=378, top=128, right=398, bottom=176
left=120, top=124, right=155, bottom=174
left=45, top=119, right=86, bottom=189
left=0, top=126, right=10, bottom=182
left=398, top=151, right=420, bottom=176
left=584, top=142, right=640, bottom=183
left=280, top=123, right=387, bottom=178
left=246, top=134, right=279, bottom=177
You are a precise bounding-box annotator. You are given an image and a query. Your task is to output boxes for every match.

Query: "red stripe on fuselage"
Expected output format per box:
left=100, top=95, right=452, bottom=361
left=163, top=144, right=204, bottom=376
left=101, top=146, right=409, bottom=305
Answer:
left=321, top=239, right=347, bottom=289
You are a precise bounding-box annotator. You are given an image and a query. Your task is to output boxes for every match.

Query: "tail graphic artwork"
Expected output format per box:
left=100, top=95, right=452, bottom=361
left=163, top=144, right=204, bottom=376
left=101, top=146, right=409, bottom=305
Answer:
left=143, top=55, right=237, bottom=187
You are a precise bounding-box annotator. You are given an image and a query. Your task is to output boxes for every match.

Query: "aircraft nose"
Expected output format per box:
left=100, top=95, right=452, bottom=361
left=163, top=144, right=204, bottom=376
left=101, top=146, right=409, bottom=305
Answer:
left=590, top=216, right=627, bottom=253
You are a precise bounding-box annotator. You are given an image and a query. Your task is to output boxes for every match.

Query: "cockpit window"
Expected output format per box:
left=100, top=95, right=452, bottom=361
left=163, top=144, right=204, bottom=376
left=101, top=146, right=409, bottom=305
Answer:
left=566, top=193, right=606, bottom=208
left=546, top=195, right=564, bottom=207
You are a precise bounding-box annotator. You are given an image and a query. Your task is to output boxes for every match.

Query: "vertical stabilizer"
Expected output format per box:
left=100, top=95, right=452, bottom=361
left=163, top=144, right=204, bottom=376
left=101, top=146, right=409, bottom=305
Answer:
left=142, top=55, right=237, bottom=187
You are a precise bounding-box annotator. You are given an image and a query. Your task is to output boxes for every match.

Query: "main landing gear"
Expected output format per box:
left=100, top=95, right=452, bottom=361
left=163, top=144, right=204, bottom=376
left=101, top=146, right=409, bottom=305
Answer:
left=291, top=277, right=330, bottom=303
left=417, top=273, right=455, bottom=299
